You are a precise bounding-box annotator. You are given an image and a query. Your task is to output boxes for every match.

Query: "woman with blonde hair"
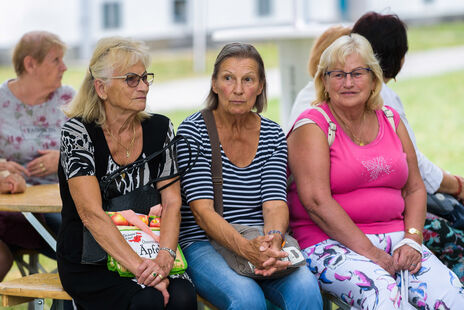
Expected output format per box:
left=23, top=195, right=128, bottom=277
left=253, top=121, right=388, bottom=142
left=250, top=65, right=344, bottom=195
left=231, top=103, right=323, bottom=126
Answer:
left=58, top=37, right=196, bottom=309
left=287, top=34, right=464, bottom=308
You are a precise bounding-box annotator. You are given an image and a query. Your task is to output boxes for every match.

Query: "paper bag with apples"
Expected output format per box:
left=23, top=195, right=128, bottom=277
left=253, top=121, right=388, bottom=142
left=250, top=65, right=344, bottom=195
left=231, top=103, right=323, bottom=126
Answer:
left=106, top=204, right=187, bottom=277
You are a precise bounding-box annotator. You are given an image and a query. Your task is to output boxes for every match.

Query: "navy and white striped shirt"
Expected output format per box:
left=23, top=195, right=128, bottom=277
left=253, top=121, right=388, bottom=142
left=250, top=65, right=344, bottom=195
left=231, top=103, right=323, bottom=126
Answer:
left=177, top=112, right=287, bottom=249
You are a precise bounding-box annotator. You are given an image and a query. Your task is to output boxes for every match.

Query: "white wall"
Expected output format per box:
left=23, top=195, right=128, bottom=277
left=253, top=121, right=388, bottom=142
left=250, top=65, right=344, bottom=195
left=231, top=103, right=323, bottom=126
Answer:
left=0, top=0, right=79, bottom=48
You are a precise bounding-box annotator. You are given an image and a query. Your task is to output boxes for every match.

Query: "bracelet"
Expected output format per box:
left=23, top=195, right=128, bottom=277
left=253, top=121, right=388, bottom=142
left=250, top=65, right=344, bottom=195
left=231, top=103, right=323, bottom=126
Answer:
left=267, top=230, right=286, bottom=247
left=406, top=227, right=423, bottom=241
left=159, top=247, right=176, bottom=260
left=454, top=175, right=462, bottom=199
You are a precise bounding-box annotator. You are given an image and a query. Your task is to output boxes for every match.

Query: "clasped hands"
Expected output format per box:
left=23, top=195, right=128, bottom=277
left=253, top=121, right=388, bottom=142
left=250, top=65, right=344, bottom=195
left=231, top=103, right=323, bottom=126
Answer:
left=371, top=244, right=422, bottom=276
left=246, top=234, right=291, bottom=277
left=135, top=250, right=175, bottom=306
left=0, top=173, right=26, bottom=193
left=0, top=150, right=59, bottom=178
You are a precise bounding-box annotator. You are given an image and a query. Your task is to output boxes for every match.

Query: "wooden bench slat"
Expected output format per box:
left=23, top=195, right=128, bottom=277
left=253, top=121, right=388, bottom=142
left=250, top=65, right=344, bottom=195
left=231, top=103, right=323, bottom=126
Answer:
left=2, top=295, right=35, bottom=307
left=0, top=273, right=71, bottom=302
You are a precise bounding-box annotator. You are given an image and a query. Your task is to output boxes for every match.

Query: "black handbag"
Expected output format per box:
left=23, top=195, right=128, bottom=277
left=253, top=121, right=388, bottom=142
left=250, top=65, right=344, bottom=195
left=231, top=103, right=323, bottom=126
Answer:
left=81, top=134, right=197, bottom=264
left=201, top=109, right=305, bottom=279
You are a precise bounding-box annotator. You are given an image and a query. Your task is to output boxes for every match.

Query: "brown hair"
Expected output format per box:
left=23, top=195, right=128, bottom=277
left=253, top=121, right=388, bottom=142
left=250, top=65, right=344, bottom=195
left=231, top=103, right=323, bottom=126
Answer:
left=205, top=42, right=267, bottom=113
left=308, top=26, right=351, bottom=78
left=12, top=31, right=66, bottom=76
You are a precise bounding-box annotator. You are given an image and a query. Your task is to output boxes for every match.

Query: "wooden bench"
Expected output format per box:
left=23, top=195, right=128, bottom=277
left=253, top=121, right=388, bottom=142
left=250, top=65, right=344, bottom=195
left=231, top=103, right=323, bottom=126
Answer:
left=0, top=273, right=71, bottom=310
left=197, top=295, right=217, bottom=310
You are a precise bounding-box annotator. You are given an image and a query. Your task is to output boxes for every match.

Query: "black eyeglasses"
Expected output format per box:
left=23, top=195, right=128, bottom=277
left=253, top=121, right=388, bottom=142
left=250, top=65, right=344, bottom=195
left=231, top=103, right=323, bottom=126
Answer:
left=110, top=72, right=154, bottom=87
left=325, top=68, right=372, bottom=82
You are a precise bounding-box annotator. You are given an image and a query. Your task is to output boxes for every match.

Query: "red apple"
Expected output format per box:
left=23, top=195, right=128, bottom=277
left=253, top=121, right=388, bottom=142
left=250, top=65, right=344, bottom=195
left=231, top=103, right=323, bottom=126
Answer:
left=149, top=216, right=161, bottom=228
left=110, top=213, right=129, bottom=226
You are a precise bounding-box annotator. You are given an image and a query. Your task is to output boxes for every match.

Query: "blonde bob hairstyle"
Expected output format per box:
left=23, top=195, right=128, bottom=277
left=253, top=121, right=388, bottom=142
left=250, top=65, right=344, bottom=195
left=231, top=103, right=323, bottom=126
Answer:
left=64, top=36, right=150, bottom=125
left=13, top=31, right=66, bottom=76
left=313, top=33, right=383, bottom=111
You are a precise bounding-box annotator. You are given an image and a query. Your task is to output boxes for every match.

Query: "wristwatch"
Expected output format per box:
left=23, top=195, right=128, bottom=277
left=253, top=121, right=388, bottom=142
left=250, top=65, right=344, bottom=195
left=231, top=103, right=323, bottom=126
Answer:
left=407, top=227, right=423, bottom=239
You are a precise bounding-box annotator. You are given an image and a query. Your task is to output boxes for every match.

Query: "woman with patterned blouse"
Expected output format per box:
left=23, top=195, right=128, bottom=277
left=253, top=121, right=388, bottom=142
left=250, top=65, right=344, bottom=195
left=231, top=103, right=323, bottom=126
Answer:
left=0, top=31, right=74, bottom=281
left=58, top=37, right=196, bottom=309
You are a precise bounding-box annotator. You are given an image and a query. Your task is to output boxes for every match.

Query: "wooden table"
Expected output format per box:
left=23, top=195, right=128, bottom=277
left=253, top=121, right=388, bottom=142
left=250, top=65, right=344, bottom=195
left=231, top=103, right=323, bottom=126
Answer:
left=0, top=184, right=62, bottom=251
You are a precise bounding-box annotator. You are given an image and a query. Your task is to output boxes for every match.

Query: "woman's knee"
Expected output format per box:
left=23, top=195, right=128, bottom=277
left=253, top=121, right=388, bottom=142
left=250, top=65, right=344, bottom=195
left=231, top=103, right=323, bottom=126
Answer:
left=167, top=278, right=197, bottom=310
left=129, top=287, right=164, bottom=310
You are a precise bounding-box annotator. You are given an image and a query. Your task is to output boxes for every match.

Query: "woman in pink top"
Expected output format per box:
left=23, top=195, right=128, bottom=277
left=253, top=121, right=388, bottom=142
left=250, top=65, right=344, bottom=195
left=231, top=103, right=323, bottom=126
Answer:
left=287, top=34, right=464, bottom=308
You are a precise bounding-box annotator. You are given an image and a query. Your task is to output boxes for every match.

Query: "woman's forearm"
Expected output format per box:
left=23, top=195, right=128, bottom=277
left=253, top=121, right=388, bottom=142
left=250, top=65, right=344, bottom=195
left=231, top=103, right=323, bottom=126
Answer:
left=439, top=171, right=464, bottom=201
left=158, top=185, right=181, bottom=252
left=263, top=201, right=288, bottom=249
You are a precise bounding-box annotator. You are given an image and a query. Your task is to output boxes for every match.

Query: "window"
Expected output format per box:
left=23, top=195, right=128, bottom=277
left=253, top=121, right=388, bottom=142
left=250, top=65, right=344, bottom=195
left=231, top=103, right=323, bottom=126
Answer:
left=103, top=2, right=121, bottom=29
left=257, top=0, right=272, bottom=17
left=173, top=0, right=187, bottom=24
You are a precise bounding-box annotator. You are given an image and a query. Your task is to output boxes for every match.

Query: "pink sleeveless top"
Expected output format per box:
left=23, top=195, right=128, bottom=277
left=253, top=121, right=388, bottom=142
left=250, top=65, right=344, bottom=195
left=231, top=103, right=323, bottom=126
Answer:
left=287, top=103, right=407, bottom=249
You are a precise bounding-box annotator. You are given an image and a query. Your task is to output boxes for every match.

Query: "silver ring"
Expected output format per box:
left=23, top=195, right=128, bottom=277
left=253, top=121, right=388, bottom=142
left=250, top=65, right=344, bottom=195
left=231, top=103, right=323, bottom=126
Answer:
left=411, top=264, right=416, bottom=268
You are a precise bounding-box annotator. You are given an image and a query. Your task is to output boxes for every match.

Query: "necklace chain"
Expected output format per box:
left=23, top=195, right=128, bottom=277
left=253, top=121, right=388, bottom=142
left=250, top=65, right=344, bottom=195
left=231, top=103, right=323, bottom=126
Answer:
left=330, top=106, right=366, bottom=146
left=105, top=125, right=136, bottom=159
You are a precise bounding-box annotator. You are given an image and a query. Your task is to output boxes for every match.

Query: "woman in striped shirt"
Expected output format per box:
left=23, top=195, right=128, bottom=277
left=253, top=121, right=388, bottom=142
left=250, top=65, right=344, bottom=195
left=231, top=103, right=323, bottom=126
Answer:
left=177, top=43, right=322, bottom=310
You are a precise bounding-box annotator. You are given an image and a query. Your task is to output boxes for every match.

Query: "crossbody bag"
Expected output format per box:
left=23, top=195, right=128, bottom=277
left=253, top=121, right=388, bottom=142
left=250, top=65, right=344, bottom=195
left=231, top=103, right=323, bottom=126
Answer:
left=201, top=109, right=305, bottom=279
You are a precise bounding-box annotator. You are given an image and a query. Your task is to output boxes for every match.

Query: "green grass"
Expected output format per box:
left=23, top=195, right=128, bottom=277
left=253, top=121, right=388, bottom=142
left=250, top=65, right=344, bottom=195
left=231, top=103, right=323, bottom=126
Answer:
left=389, top=70, right=464, bottom=175
left=408, top=20, right=464, bottom=52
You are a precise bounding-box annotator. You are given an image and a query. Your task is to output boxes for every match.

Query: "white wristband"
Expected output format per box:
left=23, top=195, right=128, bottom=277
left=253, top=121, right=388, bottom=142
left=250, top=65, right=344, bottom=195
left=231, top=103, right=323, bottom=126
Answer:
left=392, top=238, right=423, bottom=256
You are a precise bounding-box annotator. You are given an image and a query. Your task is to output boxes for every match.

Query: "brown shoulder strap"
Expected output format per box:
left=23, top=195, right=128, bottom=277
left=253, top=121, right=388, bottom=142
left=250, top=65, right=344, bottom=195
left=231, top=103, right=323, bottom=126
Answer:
left=200, top=109, right=223, bottom=216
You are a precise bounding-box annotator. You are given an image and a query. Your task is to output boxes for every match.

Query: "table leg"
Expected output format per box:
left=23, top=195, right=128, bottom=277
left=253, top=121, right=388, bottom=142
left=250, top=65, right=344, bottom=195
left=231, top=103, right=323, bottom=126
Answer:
left=22, top=212, right=57, bottom=251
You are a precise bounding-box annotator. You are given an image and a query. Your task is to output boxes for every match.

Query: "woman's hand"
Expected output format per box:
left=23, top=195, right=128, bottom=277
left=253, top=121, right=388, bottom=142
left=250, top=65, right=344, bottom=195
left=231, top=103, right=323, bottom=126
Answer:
left=367, top=246, right=397, bottom=276
left=135, top=258, right=171, bottom=305
left=393, top=245, right=422, bottom=274
left=154, top=250, right=175, bottom=279
left=27, top=150, right=59, bottom=177
left=0, top=160, right=29, bottom=176
left=0, top=173, right=26, bottom=194
left=245, top=235, right=290, bottom=276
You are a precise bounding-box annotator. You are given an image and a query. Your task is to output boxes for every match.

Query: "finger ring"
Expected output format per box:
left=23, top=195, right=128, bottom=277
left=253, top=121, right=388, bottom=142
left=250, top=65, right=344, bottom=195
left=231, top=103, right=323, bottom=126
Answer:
left=157, top=274, right=163, bottom=280
left=42, top=167, right=46, bottom=172
left=411, top=264, right=416, bottom=268
left=152, top=272, right=157, bottom=278
left=39, top=163, right=44, bottom=168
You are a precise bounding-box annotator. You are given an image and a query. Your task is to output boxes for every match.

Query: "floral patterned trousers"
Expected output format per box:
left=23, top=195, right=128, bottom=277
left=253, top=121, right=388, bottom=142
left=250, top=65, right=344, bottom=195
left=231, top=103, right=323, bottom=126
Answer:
left=303, top=231, right=464, bottom=309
